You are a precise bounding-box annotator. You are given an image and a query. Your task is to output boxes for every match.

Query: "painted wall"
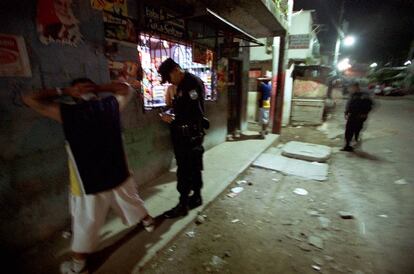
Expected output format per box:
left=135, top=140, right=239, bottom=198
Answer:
left=250, top=38, right=272, bottom=61
left=282, top=64, right=294, bottom=126
left=0, top=0, right=228, bottom=254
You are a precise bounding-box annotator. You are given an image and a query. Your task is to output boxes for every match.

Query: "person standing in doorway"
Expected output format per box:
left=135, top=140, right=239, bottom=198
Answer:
left=257, top=74, right=272, bottom=138
left=158, top=58, right=207, bottom=218
left=342, top=82, right=374, bottom=151
left=23, top=78, right=154, bottom=274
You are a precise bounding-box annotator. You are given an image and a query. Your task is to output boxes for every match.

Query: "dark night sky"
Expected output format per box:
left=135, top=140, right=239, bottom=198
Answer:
left=294, top=0, right=414, bottom=65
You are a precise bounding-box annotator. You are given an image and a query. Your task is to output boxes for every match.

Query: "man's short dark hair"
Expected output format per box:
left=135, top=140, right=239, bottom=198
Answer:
left=158, top=58, right=180, bottom=84
left=71, top=78, right=95, bottom=86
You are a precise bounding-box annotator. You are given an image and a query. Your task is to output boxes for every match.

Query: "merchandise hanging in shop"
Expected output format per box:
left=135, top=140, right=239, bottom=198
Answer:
left=138, top=34, right=216, bottom=109
left=36, top=0, right=82, bottom=46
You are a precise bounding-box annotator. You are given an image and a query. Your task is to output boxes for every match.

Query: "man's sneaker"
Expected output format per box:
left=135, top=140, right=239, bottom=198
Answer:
left=60, top=260, right=88, bottom=274
left=142, top=215, right=155, bottom=232
left=341, top=145, right=354, bottom=152
left=163, top=203, right=189, bottom=218
left=188, top=196, right=203, bottom=209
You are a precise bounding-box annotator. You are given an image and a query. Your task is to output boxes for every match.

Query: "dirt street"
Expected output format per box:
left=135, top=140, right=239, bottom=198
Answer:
left=139, top=96, right=414, bottom=274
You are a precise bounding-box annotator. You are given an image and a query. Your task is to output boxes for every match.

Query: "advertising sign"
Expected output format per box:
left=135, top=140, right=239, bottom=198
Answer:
left=289, top=34, right=310, bottom=49
left=144, top=5, right=186, bottom=40
left=0, top=34, right=32, bottom=77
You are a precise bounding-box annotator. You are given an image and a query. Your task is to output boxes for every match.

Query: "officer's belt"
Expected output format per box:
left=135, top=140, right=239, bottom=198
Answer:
left=174, top=122, right=202, bottom=137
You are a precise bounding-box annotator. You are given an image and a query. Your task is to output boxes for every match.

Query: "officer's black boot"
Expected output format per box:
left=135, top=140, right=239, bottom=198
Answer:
left=163, top=197, right=189, bottom=219
left=189, top=193, right=203, bottom=209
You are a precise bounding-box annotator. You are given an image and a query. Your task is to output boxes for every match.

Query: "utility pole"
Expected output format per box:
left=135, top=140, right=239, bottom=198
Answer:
left=332, top=0, right=345, bottom=67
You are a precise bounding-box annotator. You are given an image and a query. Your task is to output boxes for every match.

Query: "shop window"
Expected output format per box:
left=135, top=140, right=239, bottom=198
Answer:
left=138, top=34, right=217, bottom=109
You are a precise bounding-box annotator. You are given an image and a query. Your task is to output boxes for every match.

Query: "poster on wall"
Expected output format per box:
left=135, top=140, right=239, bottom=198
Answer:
left=0, top=34, right=32, bottom=77
left=104, top=12, right=137, bottom=45
left=108, top=60, right=141, bottom=89
left=36, top=0, right=82, bottom=46
left=192, top=44, right=213, bottom=66
left=144, top=5, right=186, bottom=40
left=91, top=0, right=128, bottom=16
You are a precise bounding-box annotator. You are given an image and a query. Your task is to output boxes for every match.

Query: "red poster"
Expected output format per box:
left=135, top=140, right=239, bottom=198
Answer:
left=36, top=0, right=82, bottom=46
left=0, top=34, right=32, bottom=77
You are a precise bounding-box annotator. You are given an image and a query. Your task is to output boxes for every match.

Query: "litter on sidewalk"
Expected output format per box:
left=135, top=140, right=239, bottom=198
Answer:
left=209, top=255, right=226, bottom=268
left=61, top=231, right=71, bottom=239
left=227, top=186, right=244, bottom=198
left=312, top=265, right=321, bottom=271
left=196, top=215, right=206, bottom=224
left=185, top=231, right=195, bottom=238
left=236, top=180, right=247, bottom=185
left=231, top=219, right=240, bottom=223
left=394, top=179, right=408, bottom=185
left=338, top=211, right=354, bottom=219
left=293, top=188, right=308, bottom=196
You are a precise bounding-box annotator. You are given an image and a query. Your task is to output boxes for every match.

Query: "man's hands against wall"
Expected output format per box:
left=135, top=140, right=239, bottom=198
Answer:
left=64, top=83, right=97, bottom=97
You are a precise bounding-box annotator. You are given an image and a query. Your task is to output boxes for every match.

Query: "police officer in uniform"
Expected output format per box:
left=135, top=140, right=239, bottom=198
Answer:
left=158, top=58, right=207, bottom=218
left=342, top=82, right=373, bottom=151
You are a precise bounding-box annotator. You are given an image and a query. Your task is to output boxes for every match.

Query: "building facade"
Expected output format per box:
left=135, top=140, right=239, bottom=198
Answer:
left=0, top=0, right=286, bottom=254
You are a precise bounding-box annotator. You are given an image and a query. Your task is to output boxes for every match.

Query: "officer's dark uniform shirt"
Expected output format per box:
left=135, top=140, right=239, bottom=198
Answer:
left=172, top=72, right=205, bottom=132
left=345, top=91, right=373, bottom=116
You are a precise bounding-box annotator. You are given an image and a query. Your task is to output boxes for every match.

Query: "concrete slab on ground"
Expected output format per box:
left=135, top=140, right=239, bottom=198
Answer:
left=281, top=141, right=332, bottom=162
left=253, top=147, right=329, bottom=181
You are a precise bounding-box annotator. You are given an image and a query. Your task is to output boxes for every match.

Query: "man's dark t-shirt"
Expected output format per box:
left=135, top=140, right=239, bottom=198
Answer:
left=60, top=96, right=129, bottom=194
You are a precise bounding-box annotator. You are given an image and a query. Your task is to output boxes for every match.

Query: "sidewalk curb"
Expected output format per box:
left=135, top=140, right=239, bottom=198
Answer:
left=132, top=135, right=279, bottom=273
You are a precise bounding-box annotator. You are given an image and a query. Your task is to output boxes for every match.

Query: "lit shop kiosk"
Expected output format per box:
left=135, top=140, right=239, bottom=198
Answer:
left=138, top=34, right=215, bottom=109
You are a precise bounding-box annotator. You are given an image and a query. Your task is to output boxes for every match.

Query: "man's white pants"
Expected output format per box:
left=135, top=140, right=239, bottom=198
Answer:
left=70, top=177, right=148, bottom=253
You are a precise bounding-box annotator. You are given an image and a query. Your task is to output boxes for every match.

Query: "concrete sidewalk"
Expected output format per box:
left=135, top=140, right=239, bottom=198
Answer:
left=21, top=132, right=278, bottom=274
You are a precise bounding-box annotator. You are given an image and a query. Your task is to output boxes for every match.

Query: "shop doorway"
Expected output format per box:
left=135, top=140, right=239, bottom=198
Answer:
left=227, top=59, right=242, bottom=135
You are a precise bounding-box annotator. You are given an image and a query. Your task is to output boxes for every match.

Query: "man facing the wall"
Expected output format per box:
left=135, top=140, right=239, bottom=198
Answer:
left=23, top=78, right=154, bottom=274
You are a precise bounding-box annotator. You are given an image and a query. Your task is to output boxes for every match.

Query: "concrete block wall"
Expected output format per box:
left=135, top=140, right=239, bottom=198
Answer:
left=0, top=0, right=228, bottom=254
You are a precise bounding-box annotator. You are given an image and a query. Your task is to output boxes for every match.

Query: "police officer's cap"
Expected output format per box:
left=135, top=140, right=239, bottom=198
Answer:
left=158, top=58, right=180, bottom=84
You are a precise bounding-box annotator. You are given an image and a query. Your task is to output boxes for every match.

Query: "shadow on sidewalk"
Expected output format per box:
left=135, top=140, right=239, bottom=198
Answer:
left=88, top=214, right=181, bottom=273
left=139, top=171, right=177, bottom=200
left=352, top=150, right=385, bottom=162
